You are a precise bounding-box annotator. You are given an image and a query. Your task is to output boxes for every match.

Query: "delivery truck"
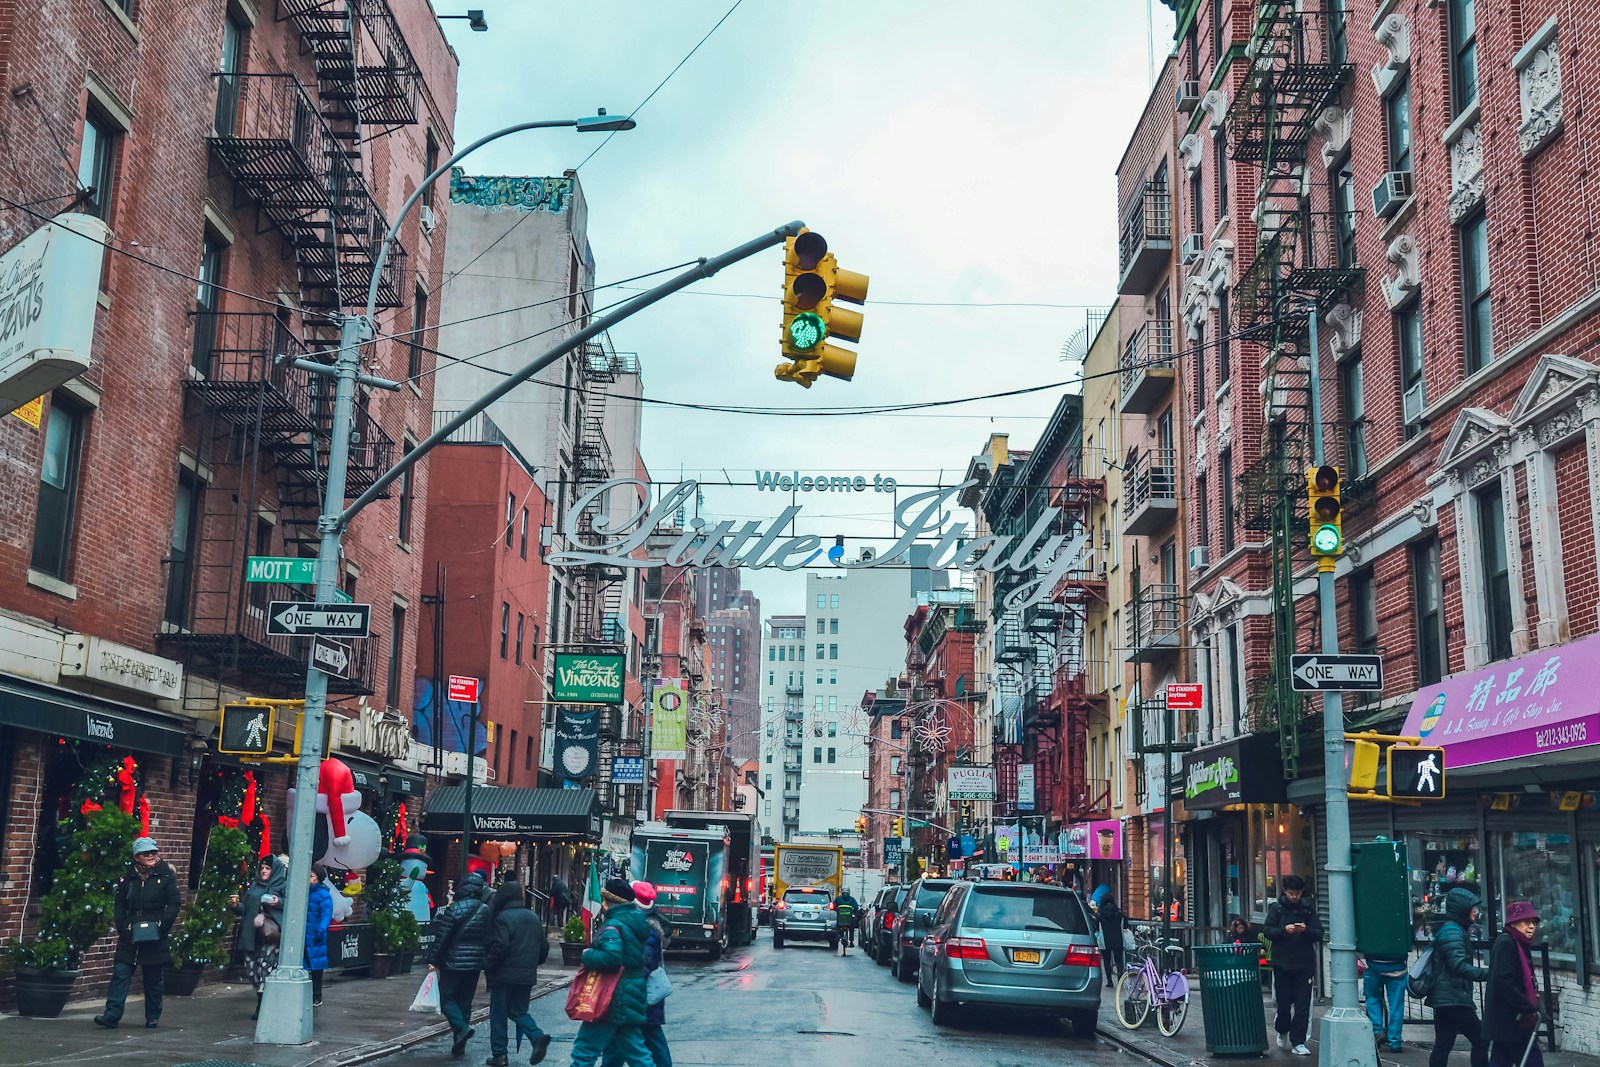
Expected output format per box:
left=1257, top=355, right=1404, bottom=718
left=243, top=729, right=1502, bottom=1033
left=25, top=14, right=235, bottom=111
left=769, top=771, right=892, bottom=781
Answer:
left=632, top=822, right=731, bottom=957
left=771, top=842, right=845, bottom=899
left=665, top=809, right=758, bottom=949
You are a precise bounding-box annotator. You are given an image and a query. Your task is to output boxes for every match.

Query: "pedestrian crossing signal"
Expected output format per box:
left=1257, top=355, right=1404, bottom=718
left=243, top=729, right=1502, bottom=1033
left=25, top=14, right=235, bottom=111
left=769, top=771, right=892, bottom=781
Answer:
left=219, top=702, right=276, bottom=756
left=1388, top=746, right=1446, bottom=799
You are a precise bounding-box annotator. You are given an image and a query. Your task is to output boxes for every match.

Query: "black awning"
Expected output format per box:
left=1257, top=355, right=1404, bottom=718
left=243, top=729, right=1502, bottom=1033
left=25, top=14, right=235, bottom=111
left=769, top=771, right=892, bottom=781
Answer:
left=0, top=676, right=188, bottom=756
left=421, top=785, right=600, bottom=839
left=342, top=758, right=427, bottom=800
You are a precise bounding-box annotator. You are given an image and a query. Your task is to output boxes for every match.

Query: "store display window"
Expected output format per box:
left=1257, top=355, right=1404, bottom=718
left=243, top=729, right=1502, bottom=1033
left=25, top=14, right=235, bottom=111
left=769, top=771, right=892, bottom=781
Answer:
left=1407, top=833, right=1481, bottom=940
left=1496, top=831, right=1577, bottom=960
left=1249, top=805, right=1305, bottom=918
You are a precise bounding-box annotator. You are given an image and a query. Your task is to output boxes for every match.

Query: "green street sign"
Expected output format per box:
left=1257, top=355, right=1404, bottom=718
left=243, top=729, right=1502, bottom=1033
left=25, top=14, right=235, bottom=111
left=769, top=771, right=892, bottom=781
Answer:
left=909, top=819, right=932, bottom=829
left=552, top=652, right=625, bottom=703
left=245, top=557, right=351, bottom=603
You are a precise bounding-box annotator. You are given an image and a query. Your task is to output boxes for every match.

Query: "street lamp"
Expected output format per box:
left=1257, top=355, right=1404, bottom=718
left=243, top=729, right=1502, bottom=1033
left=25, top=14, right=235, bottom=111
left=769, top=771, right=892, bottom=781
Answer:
left=438, top=9, right=489, bottom=31
left=257, top=113, right=637, bottom=1047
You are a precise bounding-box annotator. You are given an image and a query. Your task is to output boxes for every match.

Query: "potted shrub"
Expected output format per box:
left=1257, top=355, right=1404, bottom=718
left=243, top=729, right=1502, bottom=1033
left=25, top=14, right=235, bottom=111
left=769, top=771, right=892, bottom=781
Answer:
left=166, top=825, right=248, bottom=995
left=371, top=909, right=419, bottom=979
left=560, top=917, right=587, bottom=967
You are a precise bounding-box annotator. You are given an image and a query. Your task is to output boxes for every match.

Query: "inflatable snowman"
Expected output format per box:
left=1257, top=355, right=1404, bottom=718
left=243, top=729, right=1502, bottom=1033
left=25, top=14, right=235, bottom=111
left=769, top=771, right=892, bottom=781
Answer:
left=287, top=756, right=383, bottom=872
left=399, top=834, right=433, bottom=924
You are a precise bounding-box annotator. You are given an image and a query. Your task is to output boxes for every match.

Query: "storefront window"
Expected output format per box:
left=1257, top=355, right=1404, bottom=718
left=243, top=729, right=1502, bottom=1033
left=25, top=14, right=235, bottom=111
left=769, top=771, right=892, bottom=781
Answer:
left=1410, top=833, right=1481, bottom=940
left=1250, top=804, right=1303, bottom=918
left=1497, top=831, right=1576, bottom=960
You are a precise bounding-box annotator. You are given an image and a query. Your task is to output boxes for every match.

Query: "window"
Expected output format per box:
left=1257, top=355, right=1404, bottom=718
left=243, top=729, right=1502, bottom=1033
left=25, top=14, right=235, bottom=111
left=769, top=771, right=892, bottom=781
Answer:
left=408, top=284, right=428, bottom=379
left=249, top=519, right=272, bottom=612
left=1216, top=296, right=1231, bottom=386
left=1193, top=324, right=1206, bottom=412
left=1212, top=0, right=1225, bottom=58
left=1386, top=74, right=1413, bottom=172
left=1342, top=354, right=1368, bottom=478
left=1329, top=0, right=1348, bottom=68
left=1397, top=301, right=1425, bottom=435
left=890, top=719, right=903, bottom=740
left=891, top=756, right=902, bottom=775
left=826, top=720, right=837, bottom=736
left=525, top=734, right=533, bottom=771
left=505, top=729, right=517, bottom=783
left=830, top=594, right=839, bottom=608
left=1461, top=213, right=1493, bottom=373
left=397, top=442, right=415, bottom=544
left=826, top=748, right=836, bottom=764
left=519, top=506, right=529, bottom=559
left=769, top=647, right=775, bottom=661
left=1352, top=569, right=1379, bottom=654
left=816, top=618, right=825, bottom=634
left=817, top=593, right=826, bottom=609
left=1225, top=624, right=1243, bottom=732
left=505, top=493, right=515, bottom=547
left=215, top=14, right=245, bottom=135
left=890, top=789, right=902, bottom=809
left=1190, top=168, right=1204, bottom=237
left=1477, top=483, right=1514, bottom=662
left=1449, top=0, right=1478, bottom=116
left=1196, top=472, right=1209, bottom=554
left=1331, top=155, right=1357, bottom=269
left=422, top=128, right=440, bottom=208
left=814, top=747, right=822, bottom=764
left=1220, top=450, right=1235, bottom=554
left=830, top=618, right=839, bottom=634
left=31, top=398, right=85, bottom=578
left=829, top=644, right=838, bottom=660
left=163, top=474, right=201, bottom=627
left=499, top=602, right=510, bottom=659
left=77, top=110, right=118, bottom=221
left=192, top=232, right=226, bottom=374
left=1215, top=130, right=1229, bottom=216
left=1412, top=538, right=1446, bottom=685
left=515, top=613, right=525, bottom=665
left=829, top=669, right=837, bottom=685
left=387, top=606, right=405, bottom=709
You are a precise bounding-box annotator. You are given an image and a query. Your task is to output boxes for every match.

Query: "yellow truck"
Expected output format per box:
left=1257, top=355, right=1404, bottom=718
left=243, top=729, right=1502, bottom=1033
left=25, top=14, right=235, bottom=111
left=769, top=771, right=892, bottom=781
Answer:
left=771, top=843, right=845, bottom=898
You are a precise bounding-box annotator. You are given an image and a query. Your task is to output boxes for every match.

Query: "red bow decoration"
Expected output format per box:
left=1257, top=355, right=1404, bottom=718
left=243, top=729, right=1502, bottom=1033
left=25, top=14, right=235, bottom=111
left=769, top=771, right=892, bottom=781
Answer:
left=138, top=794, right=150, bottom=836
left=393, top=802, right=409, bottom=849
left=241, top=771, right=257, bottom=826
left=80, top=799, right=102, bottom=816
left=116, top=756, right=138, bottom=815
left=217, top=815, right=240, bottom=829
left=258, top=813, right=272, bottom=858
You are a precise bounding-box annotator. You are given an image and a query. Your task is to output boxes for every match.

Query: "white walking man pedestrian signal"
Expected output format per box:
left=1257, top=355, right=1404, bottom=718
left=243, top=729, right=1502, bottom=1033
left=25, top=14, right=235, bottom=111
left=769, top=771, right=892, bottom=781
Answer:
left=1388, top=746, right=1447, bottom=799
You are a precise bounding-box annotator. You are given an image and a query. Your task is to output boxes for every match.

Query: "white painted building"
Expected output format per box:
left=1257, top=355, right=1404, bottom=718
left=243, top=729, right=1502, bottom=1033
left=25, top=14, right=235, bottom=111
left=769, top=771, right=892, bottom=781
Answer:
left=757, top=615, right=807, bottom=844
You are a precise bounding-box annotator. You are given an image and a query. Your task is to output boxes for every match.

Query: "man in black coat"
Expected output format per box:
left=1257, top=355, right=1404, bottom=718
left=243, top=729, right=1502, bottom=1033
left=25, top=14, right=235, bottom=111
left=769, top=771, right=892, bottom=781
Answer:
left=95, top=837, right=182, bottom=1029
left=1265, top=874, right=1324, bottom=1055
left=430, top=872, right=492, bottom=1056
left=483, top=879, right=552, bottom=1066
left=1097, top=896, right=1128, bottom=988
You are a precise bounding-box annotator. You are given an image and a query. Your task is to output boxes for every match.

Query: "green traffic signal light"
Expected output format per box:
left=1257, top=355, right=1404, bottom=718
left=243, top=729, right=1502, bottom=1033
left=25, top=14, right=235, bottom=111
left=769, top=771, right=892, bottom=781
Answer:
left=1313, top=523, right=1342, bottom=554
left=787, top=312, right=826, bottom=351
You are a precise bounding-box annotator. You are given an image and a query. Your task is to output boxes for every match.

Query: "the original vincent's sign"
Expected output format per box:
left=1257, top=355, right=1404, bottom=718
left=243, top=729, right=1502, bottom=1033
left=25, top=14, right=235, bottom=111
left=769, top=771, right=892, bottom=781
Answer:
left=551, top=479, right=1081, bottom=609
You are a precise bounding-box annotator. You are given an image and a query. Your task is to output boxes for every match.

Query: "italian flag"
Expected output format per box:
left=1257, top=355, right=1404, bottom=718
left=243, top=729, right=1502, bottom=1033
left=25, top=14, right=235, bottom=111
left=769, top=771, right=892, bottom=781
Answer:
left=581, top=859, right=603, bottom=940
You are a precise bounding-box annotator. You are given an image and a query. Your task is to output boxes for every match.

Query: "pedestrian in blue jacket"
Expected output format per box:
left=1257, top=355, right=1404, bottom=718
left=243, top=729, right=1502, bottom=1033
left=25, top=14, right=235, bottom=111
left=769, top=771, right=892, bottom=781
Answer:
left=305, top=864, right=334, bottom=1006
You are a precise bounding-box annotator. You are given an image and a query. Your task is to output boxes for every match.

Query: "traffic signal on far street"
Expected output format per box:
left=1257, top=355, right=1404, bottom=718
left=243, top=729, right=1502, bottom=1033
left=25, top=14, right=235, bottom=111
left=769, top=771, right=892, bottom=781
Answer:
left=776, top=229, right=868, bottom=388
left=854, top=816, right=867, bottom=835
left=1307, top=464, right=1344, bottom=560
left=1388, top=746, right=1446, bottom=799
left=892, top=816, right=904, bottom=837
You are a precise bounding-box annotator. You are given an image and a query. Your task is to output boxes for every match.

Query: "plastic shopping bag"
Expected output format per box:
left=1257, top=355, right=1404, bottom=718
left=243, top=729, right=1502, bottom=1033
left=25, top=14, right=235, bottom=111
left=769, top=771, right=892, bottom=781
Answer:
left=409, top=971, right=441, bottom=1013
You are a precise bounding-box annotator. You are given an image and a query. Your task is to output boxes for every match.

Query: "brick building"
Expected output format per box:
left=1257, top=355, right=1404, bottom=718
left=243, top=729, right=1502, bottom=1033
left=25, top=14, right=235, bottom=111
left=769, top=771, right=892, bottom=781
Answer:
left=707, top=588, right=761, bottom=763
left=0, top=0, right=455, bottom=1002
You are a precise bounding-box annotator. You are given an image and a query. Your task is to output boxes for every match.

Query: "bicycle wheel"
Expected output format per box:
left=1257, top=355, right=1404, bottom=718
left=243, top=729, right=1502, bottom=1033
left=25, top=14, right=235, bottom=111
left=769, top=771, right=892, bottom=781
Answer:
left=1115, top=968, right=1151, bottom=1030
left=1156, top=985, right=1189, bottom=1036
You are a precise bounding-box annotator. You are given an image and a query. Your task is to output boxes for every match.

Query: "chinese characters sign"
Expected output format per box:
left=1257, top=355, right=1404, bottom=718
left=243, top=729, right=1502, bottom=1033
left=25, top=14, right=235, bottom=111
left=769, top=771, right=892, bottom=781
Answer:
left=1401, top=632, right=1600, bottom=767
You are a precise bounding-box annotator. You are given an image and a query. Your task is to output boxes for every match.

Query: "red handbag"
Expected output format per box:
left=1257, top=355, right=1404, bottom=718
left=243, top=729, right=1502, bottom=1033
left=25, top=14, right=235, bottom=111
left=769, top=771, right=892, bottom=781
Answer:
left=565, top=966, right=620, bottom=1022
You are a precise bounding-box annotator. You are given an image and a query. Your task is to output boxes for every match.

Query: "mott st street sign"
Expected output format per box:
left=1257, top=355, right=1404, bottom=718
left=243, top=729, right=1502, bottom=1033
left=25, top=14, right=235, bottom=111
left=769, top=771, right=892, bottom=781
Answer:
left=266, top=601, right=371, bottom=638
left=1291, top=653, right=1384, bottom=692
left=246, top=557, right=353, bottom=602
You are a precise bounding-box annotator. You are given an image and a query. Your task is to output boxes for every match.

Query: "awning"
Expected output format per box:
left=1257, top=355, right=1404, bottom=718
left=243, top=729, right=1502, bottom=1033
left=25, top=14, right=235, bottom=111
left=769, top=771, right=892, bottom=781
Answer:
left=341, top=757, right=426, bottom=800
left=421, top=785, right=600, bottom=839
left=1180, top=733, right=1287, bottom=811
left=1402, top=631, right=1600, bottom=769
left=0, top=675, right=188, bottom=756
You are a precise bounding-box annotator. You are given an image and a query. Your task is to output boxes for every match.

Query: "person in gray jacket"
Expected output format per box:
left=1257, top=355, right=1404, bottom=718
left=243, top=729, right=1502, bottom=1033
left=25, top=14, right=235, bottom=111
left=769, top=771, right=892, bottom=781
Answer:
left=430, top=872, right=492, bottom=1056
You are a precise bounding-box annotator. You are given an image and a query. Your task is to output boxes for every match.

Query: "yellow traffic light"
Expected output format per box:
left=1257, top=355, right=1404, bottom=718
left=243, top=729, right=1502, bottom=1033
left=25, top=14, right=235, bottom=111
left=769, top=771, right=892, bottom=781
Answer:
left=854, top=816, right=867, bottom=835
left=1307, top=464, right=1343, bottom=559
left=776, top=230, right=868, bottom=388
left=1348, top=738, right=1380, bottom=791
left=892, top=817, right=903, bottom=837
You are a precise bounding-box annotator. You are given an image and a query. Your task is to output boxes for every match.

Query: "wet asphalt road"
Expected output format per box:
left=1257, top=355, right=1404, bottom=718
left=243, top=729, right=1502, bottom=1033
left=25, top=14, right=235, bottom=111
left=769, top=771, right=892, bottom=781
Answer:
left=375, top=930, right=1156, bottom=1067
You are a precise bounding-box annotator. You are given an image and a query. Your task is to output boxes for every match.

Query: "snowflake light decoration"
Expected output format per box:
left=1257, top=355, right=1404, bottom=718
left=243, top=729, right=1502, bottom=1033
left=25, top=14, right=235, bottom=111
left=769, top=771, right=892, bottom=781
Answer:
left=913, top=711, right=951, bottom=750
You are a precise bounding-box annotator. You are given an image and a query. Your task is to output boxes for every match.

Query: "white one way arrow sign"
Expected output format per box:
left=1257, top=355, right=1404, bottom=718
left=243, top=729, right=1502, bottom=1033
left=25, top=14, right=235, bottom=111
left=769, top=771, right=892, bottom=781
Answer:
left=267, top=601, right=372, bottom=638
left=1290, top=653, right=1384, bottom=692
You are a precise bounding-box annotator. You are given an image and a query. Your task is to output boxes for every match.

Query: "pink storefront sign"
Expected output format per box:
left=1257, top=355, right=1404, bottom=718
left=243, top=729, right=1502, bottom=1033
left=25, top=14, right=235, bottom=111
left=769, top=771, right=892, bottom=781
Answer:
left=1401, top=631, right=1600, bottom=768
left=1060, top=819, right=1123, bottom=861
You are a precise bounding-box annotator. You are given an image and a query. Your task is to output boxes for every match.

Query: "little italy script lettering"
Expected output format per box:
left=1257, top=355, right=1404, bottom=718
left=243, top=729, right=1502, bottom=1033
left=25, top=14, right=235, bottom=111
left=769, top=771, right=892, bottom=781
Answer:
left=551, top=478, right=1083, bottom=610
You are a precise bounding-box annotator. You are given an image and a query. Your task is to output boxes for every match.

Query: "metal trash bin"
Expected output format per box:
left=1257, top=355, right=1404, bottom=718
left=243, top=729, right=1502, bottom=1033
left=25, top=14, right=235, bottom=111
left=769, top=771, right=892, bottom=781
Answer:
left=1194, top=944, right=1269, bottom=1055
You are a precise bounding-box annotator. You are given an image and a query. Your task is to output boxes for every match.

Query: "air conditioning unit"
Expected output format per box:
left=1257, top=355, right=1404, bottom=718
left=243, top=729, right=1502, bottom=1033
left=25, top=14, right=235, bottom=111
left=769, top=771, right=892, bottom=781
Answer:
left=1371, top=170, right=1414, bottom=220
left=1176, top=80, right=1202, bottom=113
left=1181, top=233, right=1205, bottom=264
left=1403, top=380, right=1427, bottom=424
left=419, top=203, right=437, bottom=236
left=1188, top=545, right=1210, bottom=572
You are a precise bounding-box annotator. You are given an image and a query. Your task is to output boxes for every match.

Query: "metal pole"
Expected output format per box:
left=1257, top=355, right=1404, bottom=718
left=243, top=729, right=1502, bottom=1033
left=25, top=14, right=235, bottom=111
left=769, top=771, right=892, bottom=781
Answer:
left=1306, top=305, right=1372, bottom=1067
left=462, top=694, right=478, bottom=886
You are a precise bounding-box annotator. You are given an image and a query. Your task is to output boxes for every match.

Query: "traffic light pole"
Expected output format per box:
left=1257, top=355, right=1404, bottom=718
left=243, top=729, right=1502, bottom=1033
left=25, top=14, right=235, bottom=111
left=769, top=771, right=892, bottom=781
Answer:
left=1305, top=306, right=1373, bottom=1067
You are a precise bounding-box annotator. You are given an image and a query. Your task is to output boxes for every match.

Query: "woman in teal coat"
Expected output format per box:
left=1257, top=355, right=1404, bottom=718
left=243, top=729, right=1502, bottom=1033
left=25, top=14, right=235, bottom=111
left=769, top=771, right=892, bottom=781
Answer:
left=571, top=879, right=655, bottom=1067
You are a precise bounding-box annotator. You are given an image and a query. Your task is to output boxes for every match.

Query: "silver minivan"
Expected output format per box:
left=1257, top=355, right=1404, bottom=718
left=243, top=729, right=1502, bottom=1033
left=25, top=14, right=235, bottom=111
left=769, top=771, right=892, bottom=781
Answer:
left=915, top=880, right=1102, bottom=1035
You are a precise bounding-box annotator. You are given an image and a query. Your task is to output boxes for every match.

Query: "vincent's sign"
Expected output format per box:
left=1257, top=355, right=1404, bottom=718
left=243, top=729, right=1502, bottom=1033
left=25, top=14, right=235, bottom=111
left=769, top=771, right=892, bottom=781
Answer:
left=550, top=479, right=1079, bottom=610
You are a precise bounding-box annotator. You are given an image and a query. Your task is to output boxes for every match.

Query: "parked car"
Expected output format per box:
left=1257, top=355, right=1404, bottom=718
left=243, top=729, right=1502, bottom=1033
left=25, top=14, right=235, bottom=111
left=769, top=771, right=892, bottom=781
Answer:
left=915, top=880, right=1101, bottom=1035
left=758, top=897, right=773, bottom=927
left=861, top=884, right=895, bottom=961
left=772, top=886, right=837, bottom=950
left=872, top=883, right=910, bottom=967
left=890, top=877, right=960, bottom=982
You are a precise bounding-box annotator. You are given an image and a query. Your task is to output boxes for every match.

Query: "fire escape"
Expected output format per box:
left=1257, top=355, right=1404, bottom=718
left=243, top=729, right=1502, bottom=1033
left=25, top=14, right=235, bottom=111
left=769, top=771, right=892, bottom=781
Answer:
left=163, top=1, right=420, bottom=704
left=1228, top=0, right=1361, bottom=776
left=1049, top=463, right=1111, bottom=822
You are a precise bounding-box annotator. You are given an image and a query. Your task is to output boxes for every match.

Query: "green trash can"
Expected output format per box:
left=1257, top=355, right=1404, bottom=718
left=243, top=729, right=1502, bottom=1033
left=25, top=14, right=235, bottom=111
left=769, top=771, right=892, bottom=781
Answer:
left=1194, top=944, right=1269, bottom=1055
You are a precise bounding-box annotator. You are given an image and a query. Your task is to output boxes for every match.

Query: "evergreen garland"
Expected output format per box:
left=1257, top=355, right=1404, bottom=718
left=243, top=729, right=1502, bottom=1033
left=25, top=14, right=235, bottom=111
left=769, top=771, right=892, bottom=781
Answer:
left=168, top=825, right=249, bottom=969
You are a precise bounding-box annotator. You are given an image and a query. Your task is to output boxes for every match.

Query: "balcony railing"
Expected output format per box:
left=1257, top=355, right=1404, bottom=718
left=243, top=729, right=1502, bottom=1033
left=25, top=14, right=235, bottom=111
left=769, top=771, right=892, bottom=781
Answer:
left=1127, top=582, right=1186, bottom=661
left=1066, top=778, right=1112, bottom=820
left=1118, top=318, right=1176, bottom=413
left=1130, top=691, right=1198, bottom=754
left=1123, top=447, right=1178, bottom=534
left=1118, top=179, right=1173, bottom=295
left=186, top=313, right=315, bottom=439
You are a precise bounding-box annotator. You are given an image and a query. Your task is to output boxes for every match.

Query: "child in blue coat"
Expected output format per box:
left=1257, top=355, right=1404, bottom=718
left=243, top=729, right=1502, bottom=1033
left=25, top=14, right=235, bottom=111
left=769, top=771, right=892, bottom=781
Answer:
left=305, top=864, right=334, bottom=1006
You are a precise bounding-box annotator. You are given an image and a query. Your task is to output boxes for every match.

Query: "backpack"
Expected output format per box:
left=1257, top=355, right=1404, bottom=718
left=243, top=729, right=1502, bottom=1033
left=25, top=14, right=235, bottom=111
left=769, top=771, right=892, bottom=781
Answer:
left=1406, top=947, right=1435, bottom=1000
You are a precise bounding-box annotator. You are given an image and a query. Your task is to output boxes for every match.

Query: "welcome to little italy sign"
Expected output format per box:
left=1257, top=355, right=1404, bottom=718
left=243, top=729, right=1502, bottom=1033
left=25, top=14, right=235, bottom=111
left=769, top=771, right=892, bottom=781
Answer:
left=550, top=479, right=1081, bottom=610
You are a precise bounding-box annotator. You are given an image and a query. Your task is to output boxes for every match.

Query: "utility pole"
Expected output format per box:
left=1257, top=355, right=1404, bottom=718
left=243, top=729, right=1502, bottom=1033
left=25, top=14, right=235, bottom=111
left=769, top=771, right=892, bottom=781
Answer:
left=1305, top=306, right=1370, bottom=1067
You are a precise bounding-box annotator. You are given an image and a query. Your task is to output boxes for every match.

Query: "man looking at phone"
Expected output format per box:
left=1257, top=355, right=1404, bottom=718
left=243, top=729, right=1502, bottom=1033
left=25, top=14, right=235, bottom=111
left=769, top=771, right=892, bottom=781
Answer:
left=1266, top=874, right=1324, bottom=1055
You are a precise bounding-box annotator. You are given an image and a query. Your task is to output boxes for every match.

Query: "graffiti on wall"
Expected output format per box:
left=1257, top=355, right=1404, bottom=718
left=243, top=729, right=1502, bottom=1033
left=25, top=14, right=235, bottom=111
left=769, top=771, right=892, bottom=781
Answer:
left=449, top=168, right=574, bottom=213
left=413, top=676, right=488, bottom=755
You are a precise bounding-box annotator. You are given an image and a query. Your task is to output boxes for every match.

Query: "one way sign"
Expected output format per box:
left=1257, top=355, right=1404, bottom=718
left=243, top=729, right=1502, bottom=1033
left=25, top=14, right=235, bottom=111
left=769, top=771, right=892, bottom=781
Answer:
left=1290, top=653, right=1384, bottom=692
left=267, top=601, right=371, bottom=638
left=310, top=636, right=352, bottom=680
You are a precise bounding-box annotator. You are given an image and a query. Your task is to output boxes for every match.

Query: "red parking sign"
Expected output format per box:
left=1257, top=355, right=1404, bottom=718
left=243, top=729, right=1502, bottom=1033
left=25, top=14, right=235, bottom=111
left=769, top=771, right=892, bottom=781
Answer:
left=1165, top=682, right=1203, bottom=711
left=447, top=675, right=481, bottom=703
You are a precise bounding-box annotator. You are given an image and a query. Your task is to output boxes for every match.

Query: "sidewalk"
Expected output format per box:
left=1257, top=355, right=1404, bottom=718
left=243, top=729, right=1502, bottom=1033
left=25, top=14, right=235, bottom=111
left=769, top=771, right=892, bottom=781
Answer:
left=1101, top=990, right=1600, bottom=1067
left=0, top=958, right=578, bottom=1067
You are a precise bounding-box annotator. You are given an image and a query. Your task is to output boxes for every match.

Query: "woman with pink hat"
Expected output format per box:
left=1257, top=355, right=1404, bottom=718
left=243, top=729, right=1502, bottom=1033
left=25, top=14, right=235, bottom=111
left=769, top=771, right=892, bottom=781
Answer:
left=601, top=881, right=673, bottom=1067
left=1485, top=901, right=1544, bottom=1067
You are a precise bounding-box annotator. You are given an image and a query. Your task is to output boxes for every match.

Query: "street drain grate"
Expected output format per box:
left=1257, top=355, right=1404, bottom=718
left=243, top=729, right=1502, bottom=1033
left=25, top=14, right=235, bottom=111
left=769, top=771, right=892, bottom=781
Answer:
left=796, top=1030, right=856, bottom=1036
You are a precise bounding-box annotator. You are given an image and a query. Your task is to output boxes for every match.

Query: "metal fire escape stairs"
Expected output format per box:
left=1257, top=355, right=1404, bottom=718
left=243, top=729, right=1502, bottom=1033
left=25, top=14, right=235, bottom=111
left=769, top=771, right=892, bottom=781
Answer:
left=1228, top=0, right=1360, bottom=776
left=166, top=0, right=418, bottom=705
left=1048, top=471, right=1111, bottom=822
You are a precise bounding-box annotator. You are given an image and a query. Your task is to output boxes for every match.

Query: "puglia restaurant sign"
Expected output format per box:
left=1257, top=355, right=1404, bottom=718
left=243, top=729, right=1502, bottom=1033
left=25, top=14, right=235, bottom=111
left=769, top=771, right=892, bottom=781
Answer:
left=551, top=479, right=1082, bottom=609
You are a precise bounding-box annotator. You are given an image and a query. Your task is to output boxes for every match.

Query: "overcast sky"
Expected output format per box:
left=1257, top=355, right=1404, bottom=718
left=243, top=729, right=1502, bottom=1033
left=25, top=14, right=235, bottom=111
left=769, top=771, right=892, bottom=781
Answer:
left=440, top=1, right=1177, bottom=616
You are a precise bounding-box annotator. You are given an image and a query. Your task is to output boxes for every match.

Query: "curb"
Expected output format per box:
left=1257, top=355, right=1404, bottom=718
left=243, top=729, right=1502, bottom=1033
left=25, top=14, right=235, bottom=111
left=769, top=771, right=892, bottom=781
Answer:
left=1097, top=1024, right=1206, bottom=1067
left=333, top=974, right=576, bottom=1067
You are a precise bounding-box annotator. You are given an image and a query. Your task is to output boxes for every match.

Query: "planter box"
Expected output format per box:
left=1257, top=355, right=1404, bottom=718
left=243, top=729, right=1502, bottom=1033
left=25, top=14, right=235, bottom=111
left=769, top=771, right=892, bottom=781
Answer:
left=369, top=952, right=396, bottom=980
left=163, top=965, right=207, bottom=997
left=14, top=968, right=80, bottom=1018
left=560, top=942, right=585, bottom=967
